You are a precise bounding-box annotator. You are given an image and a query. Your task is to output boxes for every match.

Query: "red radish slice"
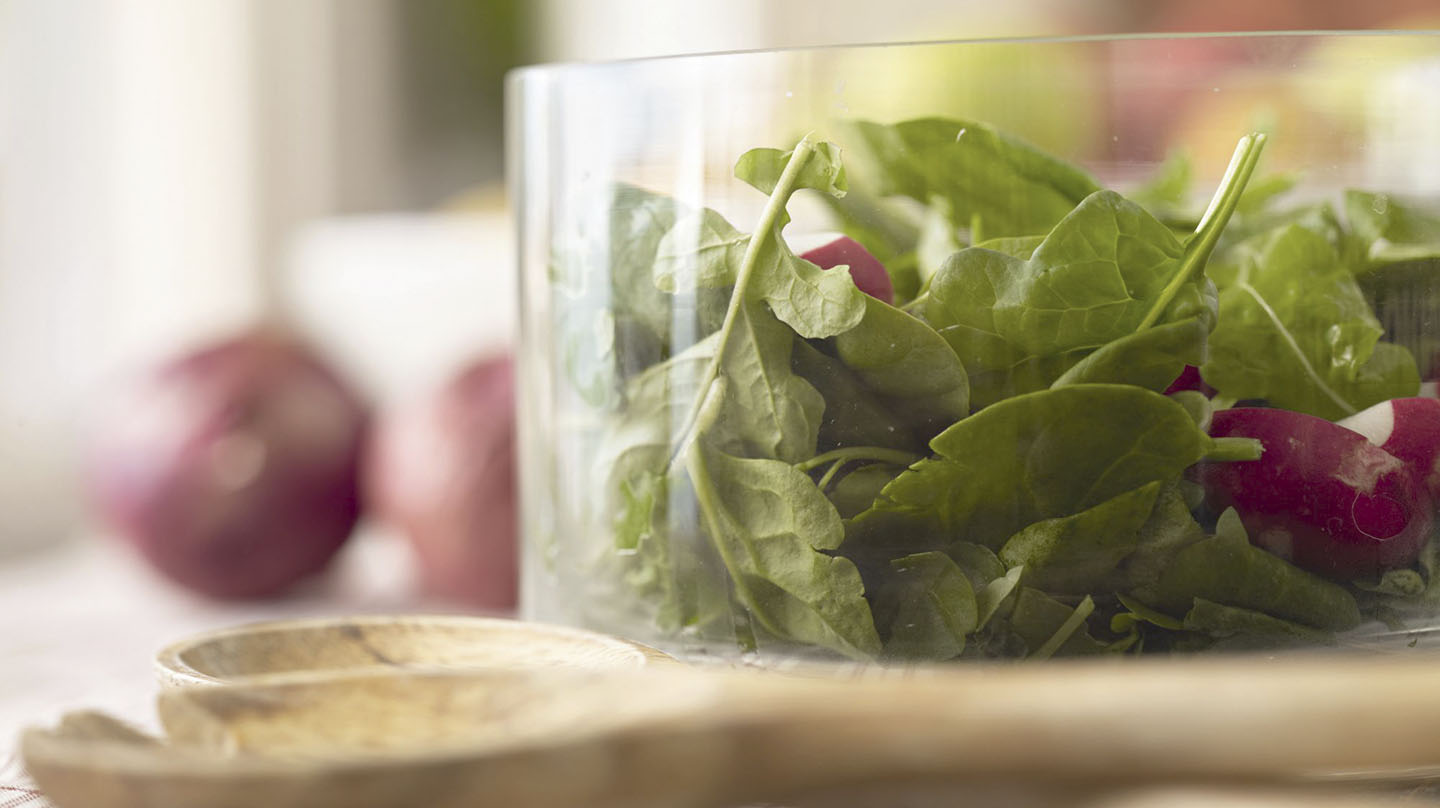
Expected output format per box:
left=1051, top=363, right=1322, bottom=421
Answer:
left=799, top=236, right=895, bottom=305
left=1197, top=407, right=1433, bottom=580
left=1339, top=397, right=1440, bottom=501
left=1163, top=365, right=1217, bottom=397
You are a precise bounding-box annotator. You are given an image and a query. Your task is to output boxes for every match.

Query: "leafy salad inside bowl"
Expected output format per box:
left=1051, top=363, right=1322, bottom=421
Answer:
left=554, top=115, right=1440, bottom=662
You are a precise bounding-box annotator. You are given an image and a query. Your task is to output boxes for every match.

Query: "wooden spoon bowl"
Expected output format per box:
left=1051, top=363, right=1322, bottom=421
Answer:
left=153, top=614, right=673, bottom=687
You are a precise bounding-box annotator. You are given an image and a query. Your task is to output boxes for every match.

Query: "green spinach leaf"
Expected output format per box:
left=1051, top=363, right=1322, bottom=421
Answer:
left=557, top=183, right=725, bottom=407
left=614, top=471, right=731, bottom=633
left=838, top=117, right=1101, bottom=239
left=1183, top=598, right=1334, bottom=645
left=999, top=482, right=1163, bottom=594
left=831, top=296, right=970, bottom=434
left=848, top=384, right=1211, bottom=552
left=1121, top=484, right=1207, bottom=594
left=873, top=551, right=978, bottom=660
left=790, top=340, right=919, bottom=453
left=1143, top=509, right=1362, bottom=631
left=1049, top=317, right=1209, bottom=392
left=687, top=442, right=882, bottom=658
left=919, top=190, right=1196, bottom=407
left=1006, top=588, right=1105, bottom=658
left=1203, top=223, right=1419, bottom=420
left=1346, top=190, right=1440, bottom=267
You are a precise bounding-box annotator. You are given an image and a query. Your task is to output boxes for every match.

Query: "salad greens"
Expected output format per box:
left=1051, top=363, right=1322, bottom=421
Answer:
left=567, top=115, right=1440, bottom=661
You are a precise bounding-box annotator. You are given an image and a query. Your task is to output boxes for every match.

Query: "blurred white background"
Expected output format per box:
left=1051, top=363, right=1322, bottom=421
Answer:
left=0, top=0, right=1436, bottom=558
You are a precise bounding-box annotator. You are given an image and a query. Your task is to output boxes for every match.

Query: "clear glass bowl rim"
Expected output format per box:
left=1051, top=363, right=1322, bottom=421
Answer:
left=509, top=28, right=1440, bottom=78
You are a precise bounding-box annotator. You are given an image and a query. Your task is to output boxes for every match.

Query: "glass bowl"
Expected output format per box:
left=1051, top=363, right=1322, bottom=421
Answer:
left=509, top=32, right=1440, bottom=665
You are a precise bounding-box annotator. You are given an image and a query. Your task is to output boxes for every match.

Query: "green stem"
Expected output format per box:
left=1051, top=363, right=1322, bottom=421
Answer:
left=794, top=445, right=922, bottom=473
left=1136, top=133, right=1268, bottom=332
left=685, top=445, right=784, bottom=639
left=815, top=458, right=849, bottom=492
left=1031, top=595, right=1096, bottom=661
left=1206, top=436, right=1264, bottom=463
left=667, top=137, right=818, bottom=469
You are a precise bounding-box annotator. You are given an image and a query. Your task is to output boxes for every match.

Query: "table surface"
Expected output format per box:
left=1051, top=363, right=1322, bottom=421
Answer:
left=0, top=526, right=462, bottom=807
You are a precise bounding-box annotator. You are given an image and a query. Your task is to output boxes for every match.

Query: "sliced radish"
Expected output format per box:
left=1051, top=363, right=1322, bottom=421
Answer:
left=1197, top=407, right=1433, bottom=580
left=1339, top=397, right=1440, bottom=501
left=1163, top=365, right=1216, bottom=397
left=799, top=236, right=894, bottom=306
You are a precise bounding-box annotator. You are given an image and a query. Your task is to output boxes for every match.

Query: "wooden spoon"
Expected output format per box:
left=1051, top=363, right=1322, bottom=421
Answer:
left=22, top=653, right=1440, bottom=808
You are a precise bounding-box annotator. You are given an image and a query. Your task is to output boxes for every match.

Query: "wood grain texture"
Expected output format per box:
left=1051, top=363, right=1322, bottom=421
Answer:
left=23, top=643, right=1440, bottom=808
left=153, top=614, right=673, bottom=687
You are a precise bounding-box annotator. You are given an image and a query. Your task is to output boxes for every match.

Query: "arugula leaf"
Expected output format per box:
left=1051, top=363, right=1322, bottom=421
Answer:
left=1142, top=509, right=1362, bottom=631
left=654, top=138, right=867, bottom=343
left=847, top=384, right=1211, bottom=552
left=838, top=117, right=1101, bottom=239
left=708, top=301, right=827, bottom=462
left=652, top=207, right=750, bottom=291
left=872, top=551, right=978, bottom=660
left=999, top=482, right=1163, bottom=594
left=736, top=143, right=849, bottom=198
left=1346, top=190, right=1440, bottom=267
left=687, top=441, right=882, bottom=658
left=1203, top=223, right=1420, bottom=419
left=600, top=299, right=824, bottom=475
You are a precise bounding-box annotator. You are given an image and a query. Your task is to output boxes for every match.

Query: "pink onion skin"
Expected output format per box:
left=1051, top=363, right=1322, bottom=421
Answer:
left=1198, top=407, right=1433, bottom=580
left=85, top=333, right=367, bottom=599
left=364, top=355, right=517, bottom=610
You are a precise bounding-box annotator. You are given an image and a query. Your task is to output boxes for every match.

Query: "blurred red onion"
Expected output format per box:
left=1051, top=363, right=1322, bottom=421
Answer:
left=364, top=355, right=517, bottom=610
left=85, top=333, right=367, bottom=598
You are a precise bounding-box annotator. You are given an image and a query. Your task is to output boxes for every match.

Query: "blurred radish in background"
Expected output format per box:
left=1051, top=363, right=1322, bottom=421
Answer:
left=84, top=333, right=368, bottom=599
left=364, top=354, right=518, bottom=611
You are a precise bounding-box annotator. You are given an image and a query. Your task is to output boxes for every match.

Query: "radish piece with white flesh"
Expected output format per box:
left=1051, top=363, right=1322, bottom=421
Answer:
left=364, top=355, right=517, bottom=610
left=1339, top=397, right=1440, bottom=501
left=85, top=333, right=367, bottom=599
left=1197, top=407, right=1433, bottom=580
left=799, top=236, right=895, bottom=306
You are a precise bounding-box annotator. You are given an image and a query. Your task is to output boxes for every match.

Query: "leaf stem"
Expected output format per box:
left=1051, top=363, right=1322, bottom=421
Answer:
left=1205, top=436, right=1264, bottom=463
left=1136, top=133, right=1268, bottom=332
left=1030, top=595, right=1096, bottom=660
left=795, top=445, right=922, bottom=473
left=685, top=445, right=785, bottom=639
left=667, top=137, right=818, bottom=468
left=815, top=458, right=849, bottom=492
